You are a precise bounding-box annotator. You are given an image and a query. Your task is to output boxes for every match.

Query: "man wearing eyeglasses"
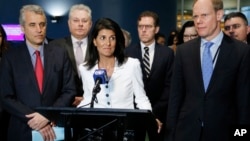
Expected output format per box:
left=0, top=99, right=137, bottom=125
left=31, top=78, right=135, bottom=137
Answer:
left=224, top=12, right=250, bottom=44
left=125, top=10, right=174, bottom=141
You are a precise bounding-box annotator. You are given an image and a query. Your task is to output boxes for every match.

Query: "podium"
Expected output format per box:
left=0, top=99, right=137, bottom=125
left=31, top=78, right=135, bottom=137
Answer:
left=35, top=107, right=156, bottom=141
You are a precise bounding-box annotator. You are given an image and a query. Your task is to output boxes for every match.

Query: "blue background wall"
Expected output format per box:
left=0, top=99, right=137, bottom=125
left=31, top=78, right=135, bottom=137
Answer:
left=0, top=0, right=177, bottom=44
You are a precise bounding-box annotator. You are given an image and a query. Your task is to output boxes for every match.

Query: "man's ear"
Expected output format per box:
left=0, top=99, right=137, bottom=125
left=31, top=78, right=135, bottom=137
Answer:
left=216, top=9, right=224, bottom=21
left=247, top=25, right=250, bottom=34
left=155, top=26, right=160, bottom=34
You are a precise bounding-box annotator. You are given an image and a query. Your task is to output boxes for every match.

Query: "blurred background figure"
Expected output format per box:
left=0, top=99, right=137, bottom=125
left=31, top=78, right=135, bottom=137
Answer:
left=122, top=28, right=132, bottom=47
left=167, top=30, right=179, bottom=54
left=224, top=12, right=250, bottom=44
left=0, top=23, right=10, bottom=141
left=178, top=20, right=198, bottom=44
left=155, top=32, right=166, bottom=46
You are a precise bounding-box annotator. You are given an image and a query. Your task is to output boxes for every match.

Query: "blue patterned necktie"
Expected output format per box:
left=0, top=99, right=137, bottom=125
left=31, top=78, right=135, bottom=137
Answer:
left=202, top=42, right=214, bottom=92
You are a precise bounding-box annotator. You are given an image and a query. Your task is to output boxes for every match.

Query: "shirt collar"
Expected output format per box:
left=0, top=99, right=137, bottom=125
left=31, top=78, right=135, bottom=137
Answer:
left=201, top=31, right=224, bottom=47
left=26, top=42, right=44, bottom=57
left=140, top=41, right=156, bottom=53
left=71, top=35, right=88, bottom=47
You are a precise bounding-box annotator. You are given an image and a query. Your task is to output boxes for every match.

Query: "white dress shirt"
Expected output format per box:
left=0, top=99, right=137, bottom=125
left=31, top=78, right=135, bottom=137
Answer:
left=140, top=41, right=155, bottom=69
left=77, top=57, right=152, bottom=110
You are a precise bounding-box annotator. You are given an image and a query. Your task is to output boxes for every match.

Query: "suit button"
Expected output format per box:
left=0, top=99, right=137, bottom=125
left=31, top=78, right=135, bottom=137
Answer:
left=107, top=102, right=110, bottom=105
left=105, top=85, right=108, bottom=88
left=106, top=94, right=109, bottom=97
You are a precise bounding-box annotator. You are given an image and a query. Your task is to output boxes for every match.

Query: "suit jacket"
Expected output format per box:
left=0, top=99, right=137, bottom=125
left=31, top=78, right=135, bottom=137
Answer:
left=125, top=43, right=174, bottom=122
left=0, top=42, right=76, bottom=141
left=49, top=36, right=83, bottom=97
left=166, top=35, right=250, bottom=141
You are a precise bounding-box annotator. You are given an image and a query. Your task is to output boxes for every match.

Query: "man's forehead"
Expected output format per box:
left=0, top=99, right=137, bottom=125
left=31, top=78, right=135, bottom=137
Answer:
left=225, top=17, right=245, bottom=24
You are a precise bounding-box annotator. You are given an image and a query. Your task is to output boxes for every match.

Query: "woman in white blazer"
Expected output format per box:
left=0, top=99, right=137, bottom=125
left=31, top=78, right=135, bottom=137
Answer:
left=77, top=18, right=151, bottom=111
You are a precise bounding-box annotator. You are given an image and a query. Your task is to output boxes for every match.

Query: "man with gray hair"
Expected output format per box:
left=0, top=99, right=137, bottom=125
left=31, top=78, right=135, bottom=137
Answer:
left=0, top=4, right=76, bottom=141
left=49, top=4, right=93, bottom=106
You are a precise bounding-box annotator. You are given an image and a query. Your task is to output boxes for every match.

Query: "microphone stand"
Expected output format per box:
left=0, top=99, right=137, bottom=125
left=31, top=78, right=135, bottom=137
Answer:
left=90, top=80, right=101, bottom=108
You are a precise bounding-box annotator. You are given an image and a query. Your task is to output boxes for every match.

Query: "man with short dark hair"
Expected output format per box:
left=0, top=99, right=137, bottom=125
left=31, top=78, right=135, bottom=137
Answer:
left=224, top=12, right=250, bottom=44
left=126, top=10, right=174, bottom=141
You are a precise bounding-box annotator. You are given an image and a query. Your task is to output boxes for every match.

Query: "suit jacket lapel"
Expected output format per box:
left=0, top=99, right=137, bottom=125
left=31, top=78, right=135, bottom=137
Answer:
left=191, top=38, right=206, bottom=93
left=150, top=45, right=159, bottom=75
left=65, top=37, right=78, bottom=73
left=43, top=44, right=53, bottom=94
left=207, top=35, right=233, bottom=92
left=20, top=44, right=40, bottom=94
left=135, top=44, right=143, bottom=61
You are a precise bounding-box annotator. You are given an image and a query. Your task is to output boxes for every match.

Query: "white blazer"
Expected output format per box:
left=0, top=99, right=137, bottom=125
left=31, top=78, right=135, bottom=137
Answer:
left=77, top=57, right=152, bottom=110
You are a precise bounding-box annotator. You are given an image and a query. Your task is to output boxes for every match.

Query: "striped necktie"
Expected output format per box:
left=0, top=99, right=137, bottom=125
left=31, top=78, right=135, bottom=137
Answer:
left=143, top=47, right=150, bottom=78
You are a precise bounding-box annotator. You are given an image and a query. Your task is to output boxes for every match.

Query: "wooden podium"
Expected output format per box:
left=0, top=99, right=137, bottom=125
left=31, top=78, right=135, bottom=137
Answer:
left=36, top=107, right=156, bottom=141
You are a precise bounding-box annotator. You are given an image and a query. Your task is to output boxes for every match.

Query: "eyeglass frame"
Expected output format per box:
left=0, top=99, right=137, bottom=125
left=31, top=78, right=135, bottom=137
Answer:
left=137, top=24, right=155, bottom=30
left=183, top=34, right=198, bottom=39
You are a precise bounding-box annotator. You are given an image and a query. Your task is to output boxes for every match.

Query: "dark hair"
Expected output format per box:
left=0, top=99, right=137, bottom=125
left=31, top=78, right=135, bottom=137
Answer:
left=178, top=21, right=195, bottom=44
left=155, top=32, right=166, bottom=40
left=167, top=30, right=179, bottom=46
left=137, top=11, right=160, bottom=27
left=224, top=12, right=248, bottom=25
left=0, top=24, right=8, bottom=57
left=85, top=18, right=126, bottom=70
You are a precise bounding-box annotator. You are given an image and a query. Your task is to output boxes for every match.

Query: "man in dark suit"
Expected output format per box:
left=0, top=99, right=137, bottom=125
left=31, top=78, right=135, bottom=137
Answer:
left=125, top=11, right=174, bottom=141
left=166, top=0, right=250, bottom=141
left=0, top=5, right=76, bottom=141
left=49, top=4, right=92, bottom=106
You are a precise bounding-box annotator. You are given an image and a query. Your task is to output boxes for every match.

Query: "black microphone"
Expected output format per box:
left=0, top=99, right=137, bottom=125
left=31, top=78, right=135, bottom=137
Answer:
left=91, top=69, right=108, bottom=108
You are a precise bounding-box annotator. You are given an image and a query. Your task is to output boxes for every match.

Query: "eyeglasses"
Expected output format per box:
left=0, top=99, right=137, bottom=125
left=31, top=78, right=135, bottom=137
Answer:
left=183, top=34, right=198, bottom=39
left=224, top=24, right=241, bottom=31
left=138, top=25, right=154, bottom=30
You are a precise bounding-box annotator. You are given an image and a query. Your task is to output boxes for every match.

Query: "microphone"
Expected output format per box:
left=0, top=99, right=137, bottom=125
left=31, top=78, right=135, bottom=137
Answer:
left=93, top=69, right=108, bottom=87
left=91, top=69, right=108, bottom=108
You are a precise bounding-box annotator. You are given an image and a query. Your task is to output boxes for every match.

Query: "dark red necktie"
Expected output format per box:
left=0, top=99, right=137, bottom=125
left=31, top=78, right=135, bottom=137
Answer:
left=35, top=51, right=43, bottom=94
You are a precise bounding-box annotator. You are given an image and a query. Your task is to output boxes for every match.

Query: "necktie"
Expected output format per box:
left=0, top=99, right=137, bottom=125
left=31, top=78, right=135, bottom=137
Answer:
left=143, top=47, right=150, bottom=78
left=75, top=41, right=83, bottom=66
left=202, top=42, right=214, bottom=92
left=35, top=51, right=43, bottom=94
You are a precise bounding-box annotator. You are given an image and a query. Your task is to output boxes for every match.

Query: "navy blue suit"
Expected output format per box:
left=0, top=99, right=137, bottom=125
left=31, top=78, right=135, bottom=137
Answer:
left=125, top=43, right=174, bottom=140
left=0, top=43, right=76, bottom=141
left=49, top=37, right=83, bottom=97
left=166, top=35, right=250, bottom=141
